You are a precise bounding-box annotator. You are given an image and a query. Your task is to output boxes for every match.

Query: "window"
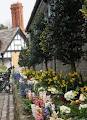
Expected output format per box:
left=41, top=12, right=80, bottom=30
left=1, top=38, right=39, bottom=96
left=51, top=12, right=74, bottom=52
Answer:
left=4, top=52, right=11, bottom=58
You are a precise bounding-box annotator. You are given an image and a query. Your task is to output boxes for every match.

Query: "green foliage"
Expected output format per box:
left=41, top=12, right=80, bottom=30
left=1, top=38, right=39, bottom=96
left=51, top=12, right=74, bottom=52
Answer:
left=28, top=13, right=46, bottom=67
left=23, top=69, right=36, bottom=78
left=40, top=25, right=52, bottom=53
left=21, top=68, right=87, bottom=119
left=22, top=69, right=81, bottom=93
left=22, top=69, right=83, bottom=93
left=40, top=26, right=49, bottom=52
left=40, top=25, right=53, bottom=70
left=22, top=98, right=32, bottom=113
left=0, top=64, right=7, bottom=73
left=25, top=12, right=53, bottom=69
left=28, top=31, right=43, bottom=67
left=81, top=0, right=87, bottom=60
left=50, top=0, right=86, bottom=71
left=81, top=0, right=87, bottom=16
left=18, top=48, right=30, bottom=67
left=0, top=24, right=8, bottom=30
left=60, top=104, right=87, bottom=119
left=19, top=0, right=87, bottom=72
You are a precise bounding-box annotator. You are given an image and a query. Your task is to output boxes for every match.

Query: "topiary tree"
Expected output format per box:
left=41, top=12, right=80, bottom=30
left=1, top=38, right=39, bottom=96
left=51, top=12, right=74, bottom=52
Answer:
left=50, top=0, right=86, bottom=72
left=28, top=13, right=46, bottom=69
left=81, top=0, right=87, bottom=61
left=18, top=48, right=30, bottom=68
left=40, top=25, right=53, bottom=70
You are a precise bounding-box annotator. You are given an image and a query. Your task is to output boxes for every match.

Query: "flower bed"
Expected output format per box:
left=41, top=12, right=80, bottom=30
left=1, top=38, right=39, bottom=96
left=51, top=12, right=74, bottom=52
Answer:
left=19, top=69, right=87, bottom=120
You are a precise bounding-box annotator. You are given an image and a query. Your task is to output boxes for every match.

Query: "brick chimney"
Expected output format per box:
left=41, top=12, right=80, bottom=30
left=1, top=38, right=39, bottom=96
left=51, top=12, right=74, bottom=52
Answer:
left=11, top=2, right=24, bottom=30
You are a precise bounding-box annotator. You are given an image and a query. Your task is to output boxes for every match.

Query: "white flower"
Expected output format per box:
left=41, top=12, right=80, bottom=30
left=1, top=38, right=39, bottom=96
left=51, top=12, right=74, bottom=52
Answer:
left=79, top=104, right=87, bottom=110
left=50, top=111, right=64, bottom=120
left=34, top=80, right=38, bottom=84
left=6, top=86, right=9, bottom=90
left=30, top=77, right=35, bottom=81
left=40, top=69, right=43, bottom=72
left=64, top=90, right=77, bottom=101
left=27, top=77, right=38, bottom=85
left=31, top=104, right=36, bottom=117
left=50, top=117, right=64, bottom=120
left=57, top=118, right=64, bottom=120
left=45, top=101, right=51, bottom=108
left=52, top=111, right=59, bottom=116
left=27, top=80, right=33, bottom=85
left=60, top=105, right=71, bottom=114
left=23, top=75, right=27, bottom=79
left=79, top=94, right=86, bottom=102
left=51, top=104, right=55, bottom=111
left=48, top=87, right=58, bottom=94
left=20, top=73, right=27, bottom=79
left=38, top=87, right=45, bottom=91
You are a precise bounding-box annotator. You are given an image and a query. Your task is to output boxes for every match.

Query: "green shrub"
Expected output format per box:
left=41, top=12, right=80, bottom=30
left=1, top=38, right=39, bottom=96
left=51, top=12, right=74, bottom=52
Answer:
left=22, top=98, right=32, bottom=114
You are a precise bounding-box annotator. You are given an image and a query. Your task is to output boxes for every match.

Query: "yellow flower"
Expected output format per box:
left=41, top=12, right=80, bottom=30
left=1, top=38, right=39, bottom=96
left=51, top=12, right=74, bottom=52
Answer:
left=53, top=76, right=57, bottom=81
left=49, top=78, right=52, bottom=82
left=75, top=100, right=81, bottom=105
left=62, top=80, right=65, bottom=84
left=48, top=81, right=51, bottom=85
left=80, top=86, right=87, bottom=92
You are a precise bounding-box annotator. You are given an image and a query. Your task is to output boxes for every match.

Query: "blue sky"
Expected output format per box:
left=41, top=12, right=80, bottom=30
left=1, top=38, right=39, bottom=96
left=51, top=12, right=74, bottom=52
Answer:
left=0, top=0, right=36, bottom=28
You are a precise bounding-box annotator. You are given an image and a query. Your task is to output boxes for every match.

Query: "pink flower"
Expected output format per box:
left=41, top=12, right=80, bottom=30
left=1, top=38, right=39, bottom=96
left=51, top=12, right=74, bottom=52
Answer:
left=35, top=107, right=44, bottom=120
left=36, top=114, right=44, bottom=120
left=33, top=97, right=40, bottom=106
left=39, top=99, right=44, bottom=107
left=33, top=97, right=44, bottom=107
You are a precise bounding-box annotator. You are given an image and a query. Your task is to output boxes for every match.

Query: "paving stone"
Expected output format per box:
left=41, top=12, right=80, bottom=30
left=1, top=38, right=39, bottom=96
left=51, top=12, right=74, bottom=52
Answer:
left=0, top=93, right=5, bottom=119
left=9, top=94, right=14, bottom=120
left=1, top=94, right=8, bottom=120
left=0, top=92, right=14, bottom=120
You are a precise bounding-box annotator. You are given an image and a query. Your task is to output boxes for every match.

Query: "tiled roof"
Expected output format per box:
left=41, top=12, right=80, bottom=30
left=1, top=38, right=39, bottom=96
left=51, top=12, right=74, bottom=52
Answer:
left=0, top=27, right=27, bottom=53
left=26, top=0, right=47, bottom=32
left=26, top=0, right=41, bottom=32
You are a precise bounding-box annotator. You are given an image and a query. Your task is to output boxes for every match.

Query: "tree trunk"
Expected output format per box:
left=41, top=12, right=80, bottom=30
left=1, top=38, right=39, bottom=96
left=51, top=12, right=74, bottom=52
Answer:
left=33, top=65, right=36, bottom=71
left=71, top=62, right=76, bottom=72
left=28, top=66, right=30, bottom=69
left=45, top=59, right=48, bottom=71
left=1, top=53, right=4, bottom=65
left=54, top=57, right=57, bottom=74
left=79, top=72, right=84, bottom=86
